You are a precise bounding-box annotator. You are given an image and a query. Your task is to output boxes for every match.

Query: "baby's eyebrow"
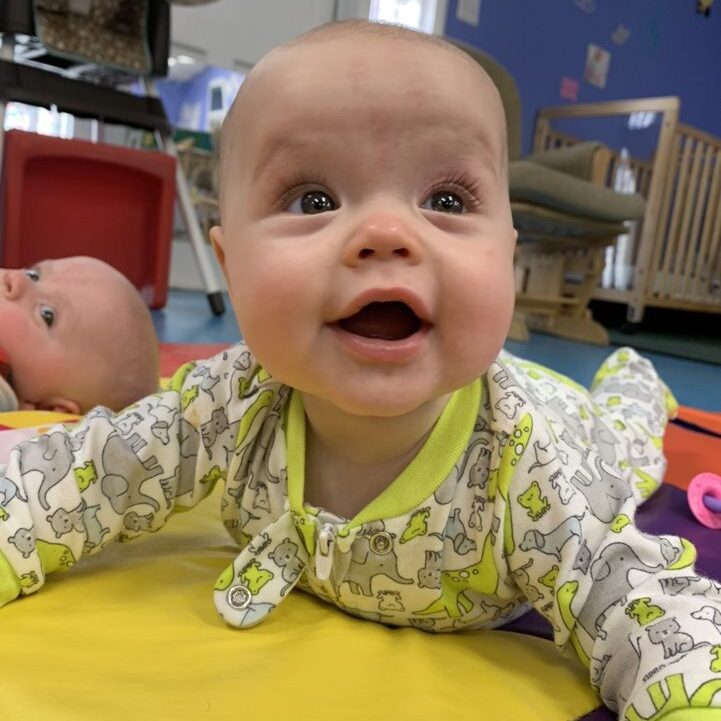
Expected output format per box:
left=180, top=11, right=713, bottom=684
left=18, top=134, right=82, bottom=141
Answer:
left=250, top=124, right=505, bottom=186
left=34, top=260, right=52, bottom=277
left=459, top=128, right=505, bottom=174
left=251, top=137, right=316, bottom=184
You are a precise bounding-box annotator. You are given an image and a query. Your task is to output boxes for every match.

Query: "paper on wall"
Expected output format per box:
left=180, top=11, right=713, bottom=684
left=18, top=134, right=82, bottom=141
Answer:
left=584, top=44, right=611, bottom=89
left=456, top=0, right=481, bottom=26
left=560, top=77, right=579, bottom=101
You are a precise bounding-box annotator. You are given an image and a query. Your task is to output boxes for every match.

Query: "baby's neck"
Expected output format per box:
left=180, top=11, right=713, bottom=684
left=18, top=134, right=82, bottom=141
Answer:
left=301, top=393, right=450, bottom=518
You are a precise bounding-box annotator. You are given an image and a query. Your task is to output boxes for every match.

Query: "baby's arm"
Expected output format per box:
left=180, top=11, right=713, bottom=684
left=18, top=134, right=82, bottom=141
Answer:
left=501, top=407, right=721, bottom=719
left=507, top=346, right=676, bottom=506
left=589, top=347, right=678, bottom=504
left=0, top=346, right=255, bottom=608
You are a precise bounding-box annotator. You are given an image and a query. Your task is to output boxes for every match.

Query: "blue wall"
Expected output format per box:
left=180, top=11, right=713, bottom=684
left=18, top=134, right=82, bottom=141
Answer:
left=154, top=80, right=184, bottom=127
left=444, top=0, right=721, bottom=156
left=156, top=66, right=243, bottom=131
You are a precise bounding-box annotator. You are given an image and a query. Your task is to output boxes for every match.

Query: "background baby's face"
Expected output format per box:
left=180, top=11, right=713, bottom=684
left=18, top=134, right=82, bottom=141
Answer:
left=212, top=33, right=517, bottom=417
left=0, top=257, right=155, bottom=412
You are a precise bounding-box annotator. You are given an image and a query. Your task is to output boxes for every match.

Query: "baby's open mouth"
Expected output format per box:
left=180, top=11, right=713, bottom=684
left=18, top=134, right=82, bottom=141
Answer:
left=336, top=301, right=423, bottom=341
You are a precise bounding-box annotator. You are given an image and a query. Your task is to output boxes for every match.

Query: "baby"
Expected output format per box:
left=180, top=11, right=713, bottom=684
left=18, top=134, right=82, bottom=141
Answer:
left=0, top=21, right=719, bottom=721
left=0, top=255, right=159, bottom=413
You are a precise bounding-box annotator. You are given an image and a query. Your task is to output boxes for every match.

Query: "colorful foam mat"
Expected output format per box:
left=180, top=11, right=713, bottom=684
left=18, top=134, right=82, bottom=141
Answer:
left=0, top=344, right=719, bottom=720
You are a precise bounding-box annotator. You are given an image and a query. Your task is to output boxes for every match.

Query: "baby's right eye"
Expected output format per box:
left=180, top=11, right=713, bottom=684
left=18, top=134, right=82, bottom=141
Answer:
left=39, top=304, right=55, bottom=328
left=286, top=190, right=337, bottom=215
left=25, top=268, right=40, bottom=282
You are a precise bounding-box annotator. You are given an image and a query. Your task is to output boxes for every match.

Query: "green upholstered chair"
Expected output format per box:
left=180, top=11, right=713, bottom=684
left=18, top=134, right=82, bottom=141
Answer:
left=450, top=40, right=646, bottom=345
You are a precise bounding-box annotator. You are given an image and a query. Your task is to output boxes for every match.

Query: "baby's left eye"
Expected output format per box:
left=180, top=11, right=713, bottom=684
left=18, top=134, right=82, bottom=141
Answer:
left=39, top=305, right=55, bottom=328
left=286, top=190, right=337, bottom=215
left=422, top=191, right=466, bottom=214
left=25, top=268, right=40, bottom=282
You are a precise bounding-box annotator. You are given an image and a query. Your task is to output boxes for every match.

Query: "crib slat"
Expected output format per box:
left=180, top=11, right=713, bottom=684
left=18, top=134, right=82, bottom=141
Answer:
left=681, top=140, right=713, bottom=297
left=637, top=163, right=653, bottom=198
left=706, top=158, right=721, bottom=301
left=655, top=133, right=687, bottom=297
left=673, top=139, right=705, bottom=297
left=647, top=145, right=676, bottom=282
left=533, top=116, right=552, bottom=152
left=691, top=146, right=721, bottom=300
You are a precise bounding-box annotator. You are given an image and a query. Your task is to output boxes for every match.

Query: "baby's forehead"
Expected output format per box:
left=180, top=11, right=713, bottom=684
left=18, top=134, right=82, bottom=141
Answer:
left=222, top=32, right=504, bottom=174
left=249, top=32, right=497, bottom=103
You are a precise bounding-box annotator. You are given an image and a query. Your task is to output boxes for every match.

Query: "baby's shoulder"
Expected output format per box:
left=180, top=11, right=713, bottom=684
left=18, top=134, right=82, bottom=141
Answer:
left=493, top=350, right=588, bottom=399
left=480, top=351, right=610, bottom=453
left=484, top=351, right=590, bottom=424
left=165, top=342, right=290, bottom=411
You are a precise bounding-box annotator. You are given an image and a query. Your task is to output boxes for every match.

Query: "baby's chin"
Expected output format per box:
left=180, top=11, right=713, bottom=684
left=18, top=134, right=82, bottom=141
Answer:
left=304, top=377, right=472, bottom=420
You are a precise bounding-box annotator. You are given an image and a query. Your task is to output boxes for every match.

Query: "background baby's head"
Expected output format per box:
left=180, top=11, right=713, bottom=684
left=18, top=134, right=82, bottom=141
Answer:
left=0, top=256, right=159, bottom=413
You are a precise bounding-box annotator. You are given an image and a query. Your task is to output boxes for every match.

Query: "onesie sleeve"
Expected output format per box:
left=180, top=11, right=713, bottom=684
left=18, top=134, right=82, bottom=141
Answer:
left=488, top=353, right=721, bottom=719
left=0, top=344, right=261, bottom=608
left=588, top=347, right=678, bottom=505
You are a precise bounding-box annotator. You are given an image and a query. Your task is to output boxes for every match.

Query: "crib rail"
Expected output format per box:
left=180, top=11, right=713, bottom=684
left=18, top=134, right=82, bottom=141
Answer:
left=536, top=128, right=655, bottom=197
left=650, top=123, right=721, bottom=309
left=530, top=96, right=721, bottom=320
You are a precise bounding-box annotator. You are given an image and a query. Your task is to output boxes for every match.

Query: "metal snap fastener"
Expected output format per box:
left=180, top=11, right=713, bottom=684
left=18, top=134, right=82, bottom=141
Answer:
left=370, top=531, right=393, bottom=555
left=227, top=584, right=251, bottom=610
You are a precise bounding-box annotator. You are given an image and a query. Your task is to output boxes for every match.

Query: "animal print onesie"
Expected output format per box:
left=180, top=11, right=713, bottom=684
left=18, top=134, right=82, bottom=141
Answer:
left=1, top=344, right=720, bottom=720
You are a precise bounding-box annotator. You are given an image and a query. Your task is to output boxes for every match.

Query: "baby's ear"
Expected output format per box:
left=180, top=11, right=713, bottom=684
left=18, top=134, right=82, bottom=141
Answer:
left=209, top=226, right=226, bottom=273
left=21, top=398, right=82, bottom=415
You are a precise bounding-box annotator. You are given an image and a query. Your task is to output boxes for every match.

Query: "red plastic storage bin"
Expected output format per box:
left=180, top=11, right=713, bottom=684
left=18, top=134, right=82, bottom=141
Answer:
left=0, top=129, right=175, bottom=308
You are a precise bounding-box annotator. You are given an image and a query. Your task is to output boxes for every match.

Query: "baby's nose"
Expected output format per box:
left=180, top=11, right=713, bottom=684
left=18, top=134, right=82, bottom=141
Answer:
left=2, top=269, right=29, bottom=300
left=343, top=212, right=422, bottom=266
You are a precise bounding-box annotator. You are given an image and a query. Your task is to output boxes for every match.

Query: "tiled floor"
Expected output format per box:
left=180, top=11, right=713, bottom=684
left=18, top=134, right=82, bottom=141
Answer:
left=152, top=290, right=721, bottom=412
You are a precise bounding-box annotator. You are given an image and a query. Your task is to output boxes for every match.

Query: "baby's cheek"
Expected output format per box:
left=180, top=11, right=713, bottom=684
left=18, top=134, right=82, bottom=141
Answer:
left=445, top=278, right=513, bottom=374
left=233, top=286, right=301, bottom=364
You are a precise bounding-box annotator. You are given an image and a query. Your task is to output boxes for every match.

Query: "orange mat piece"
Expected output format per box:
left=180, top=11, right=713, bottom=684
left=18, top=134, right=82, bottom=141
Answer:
left=664, top=405, right=721, bottom=491
left=159, top=342, right=228, bottom=377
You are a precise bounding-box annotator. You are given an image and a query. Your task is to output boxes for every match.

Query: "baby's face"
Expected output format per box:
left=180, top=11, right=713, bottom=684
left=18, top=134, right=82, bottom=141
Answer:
left=0, top=257, right=131, bottom=410
left=213, top=35, right=516, bottom=417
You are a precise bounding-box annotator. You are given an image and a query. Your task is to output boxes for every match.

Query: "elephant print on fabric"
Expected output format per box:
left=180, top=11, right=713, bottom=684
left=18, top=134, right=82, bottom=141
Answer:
left=342, top=528, right=413, bottom=597
left=18, top=432, right=74, bottom=511
left=99, top=433, right=163, bottom=514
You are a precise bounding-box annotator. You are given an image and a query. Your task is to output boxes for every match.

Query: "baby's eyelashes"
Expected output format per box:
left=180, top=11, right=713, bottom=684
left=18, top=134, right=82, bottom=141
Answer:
left=25, top=268, right=40, bottom=282
left=420, top=172, right=483, bottom=215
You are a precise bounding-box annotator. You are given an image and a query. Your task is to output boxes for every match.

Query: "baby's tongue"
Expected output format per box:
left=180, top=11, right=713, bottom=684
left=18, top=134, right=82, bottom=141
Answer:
left=338, top=302, right=420, bottom=340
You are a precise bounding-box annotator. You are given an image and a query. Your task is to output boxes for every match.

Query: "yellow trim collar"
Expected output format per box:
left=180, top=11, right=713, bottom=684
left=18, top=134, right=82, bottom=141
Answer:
left=286, top=380, right=482, bottom=528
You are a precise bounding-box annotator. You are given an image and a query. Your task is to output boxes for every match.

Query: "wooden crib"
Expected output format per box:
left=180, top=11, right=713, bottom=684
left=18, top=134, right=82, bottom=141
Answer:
left=532, top=96, right=721, bottom=325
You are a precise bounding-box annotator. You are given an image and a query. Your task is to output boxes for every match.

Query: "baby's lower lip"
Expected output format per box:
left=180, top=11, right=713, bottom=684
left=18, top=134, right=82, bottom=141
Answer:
left=329, top=324, right=430, bottom=363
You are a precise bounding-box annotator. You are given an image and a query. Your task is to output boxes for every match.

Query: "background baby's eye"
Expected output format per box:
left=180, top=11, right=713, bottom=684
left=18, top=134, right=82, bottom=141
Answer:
left=422, top=191, right=466, bottom=214
left=39, top=305, right=55, bottom=328
left=25, top=268, right=40, bottom=282
left=287, top=190, right=337, bottom=214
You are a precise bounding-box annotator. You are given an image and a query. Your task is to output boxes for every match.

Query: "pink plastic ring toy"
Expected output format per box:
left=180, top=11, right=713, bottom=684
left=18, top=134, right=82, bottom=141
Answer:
left=688, top=473, right=721, bottom=529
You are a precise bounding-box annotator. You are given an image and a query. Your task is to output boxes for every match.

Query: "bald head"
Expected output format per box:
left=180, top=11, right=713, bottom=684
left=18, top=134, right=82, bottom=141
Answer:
left=76, top=258, right=160, bottom=410
left=80, top=260, right=160, bottom=411
left=217, top=19, right=507, bottom=219
left=45, top=257, right=159, bottom=412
